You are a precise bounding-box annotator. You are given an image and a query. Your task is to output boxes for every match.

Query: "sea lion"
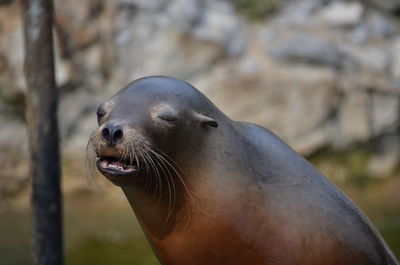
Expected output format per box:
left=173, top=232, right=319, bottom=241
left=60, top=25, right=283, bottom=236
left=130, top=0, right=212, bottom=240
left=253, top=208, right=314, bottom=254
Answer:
left=86, top=76, right=399, bottom=265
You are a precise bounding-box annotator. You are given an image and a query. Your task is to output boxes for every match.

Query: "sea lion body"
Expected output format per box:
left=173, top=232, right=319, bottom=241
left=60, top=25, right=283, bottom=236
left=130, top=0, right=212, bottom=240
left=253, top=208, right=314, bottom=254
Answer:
left=87, top=76, right=399, bottom=265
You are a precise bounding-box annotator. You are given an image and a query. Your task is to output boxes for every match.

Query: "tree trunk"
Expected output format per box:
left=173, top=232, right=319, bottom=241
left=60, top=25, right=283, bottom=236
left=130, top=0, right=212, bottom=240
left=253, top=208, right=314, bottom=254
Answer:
left=22, top=0, right=63, bottom=264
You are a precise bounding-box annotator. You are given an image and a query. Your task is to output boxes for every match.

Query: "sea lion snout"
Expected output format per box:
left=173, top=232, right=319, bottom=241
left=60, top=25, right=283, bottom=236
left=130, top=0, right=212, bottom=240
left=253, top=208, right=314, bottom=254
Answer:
left=101, top=122, right=123, bottom=145
left=86, top=122, right=152, bottom=186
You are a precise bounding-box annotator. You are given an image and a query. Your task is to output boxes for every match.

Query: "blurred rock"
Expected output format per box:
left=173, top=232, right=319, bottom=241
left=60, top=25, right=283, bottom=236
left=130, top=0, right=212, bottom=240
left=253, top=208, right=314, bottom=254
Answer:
left=58, top=90, right=99, bottom=140
left=0, top=3, right=25, bottom=92
left=352, top=10, right=396, bottom=43
left=54, top=0, right=100, bottom=54
left=167, top=0, right=201, bottom=32
left=205, top=63, right=339, bottom=154
left=118, top=0, right=166, bottom=10
left=341, top=45, right=389, bottom=73
left=338, top=89, right=370, bottom=146
left=191, top=0, right=247, bottom=55
left=0, top=118, right=27, bottom=152
left=370, top=93, right=399, bottom=135
left=367, top=11, right=396, bottom=37
left=269, top=32, right=353, bottom=70
left=316, top=1, right=363, bottom=28
left=367, top=0, right=400, bottom=15
left=369, top=133, right=400, bottom=177
left=274, top=0, right=323, bottom=27
left=392, top=38, right=400, bottom=79
left=0, top=0, right=400, bottom=185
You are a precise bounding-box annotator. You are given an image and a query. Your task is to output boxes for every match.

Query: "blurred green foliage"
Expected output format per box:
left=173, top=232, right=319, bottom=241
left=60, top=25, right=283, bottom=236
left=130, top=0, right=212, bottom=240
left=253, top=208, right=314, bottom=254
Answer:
left=66, top=236, right=158, bottom=265
left=308, top=147, right=376, bottom=188
left=0, top=89, right=25, bottom=121
left=380, top=215, right=400, bottom=256
left=231, top=0, right=279, bottom=20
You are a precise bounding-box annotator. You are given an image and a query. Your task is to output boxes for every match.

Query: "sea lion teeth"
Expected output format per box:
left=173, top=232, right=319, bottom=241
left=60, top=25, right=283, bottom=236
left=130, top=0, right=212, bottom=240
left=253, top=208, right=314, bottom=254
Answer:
left=100, top=160, right=108, bottom=168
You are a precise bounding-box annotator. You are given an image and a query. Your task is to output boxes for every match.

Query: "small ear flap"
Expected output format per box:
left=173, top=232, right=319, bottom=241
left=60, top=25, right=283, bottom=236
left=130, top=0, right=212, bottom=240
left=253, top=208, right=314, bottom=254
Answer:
left=195, top=113, right=219, bottom=128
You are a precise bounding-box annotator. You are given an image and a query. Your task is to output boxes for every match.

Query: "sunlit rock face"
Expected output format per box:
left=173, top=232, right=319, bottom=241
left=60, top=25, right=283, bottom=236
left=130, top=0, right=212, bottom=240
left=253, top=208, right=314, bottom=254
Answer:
left=0, top=0, right=400, bottom=186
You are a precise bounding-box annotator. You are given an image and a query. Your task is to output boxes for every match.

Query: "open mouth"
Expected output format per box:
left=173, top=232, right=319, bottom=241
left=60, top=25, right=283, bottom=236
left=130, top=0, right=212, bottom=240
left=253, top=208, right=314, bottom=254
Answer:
left=96, top=156, right=140, bottom=176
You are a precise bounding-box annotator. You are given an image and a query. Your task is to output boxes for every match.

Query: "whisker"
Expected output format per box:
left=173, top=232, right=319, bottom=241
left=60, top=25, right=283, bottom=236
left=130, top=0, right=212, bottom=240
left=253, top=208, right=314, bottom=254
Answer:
left=151, top=151, right=177, bottom=222
left=147, top=151, right=173, bottom=222
left=149, top=148, right=216, bottom=219
left=149, top=153, right=165, bottom=205
left=143, top=152, right=161, bottom=203
left=85, top=132, right=102, bottom=192
left=140, top=152, right=151, bottom=192
left=86, top=129, right=215, bottom=220
left=149, top=149, right=190, bottom=195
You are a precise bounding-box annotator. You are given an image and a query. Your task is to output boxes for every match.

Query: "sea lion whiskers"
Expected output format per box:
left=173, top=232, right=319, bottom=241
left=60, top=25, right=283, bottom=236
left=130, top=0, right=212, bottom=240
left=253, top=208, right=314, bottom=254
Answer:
left=148, top=152, right=171, bottom=206
left=120, top=140, right=130, bottom=164
left=147, top=148, right=218, bottom=220
left=149, top=150, right=177, bottom=209
left=151, top=151, right=177, bottom=223
left=120, top=129, right=149, bottom=161
left=149, top=148, right=193, bottom=201
left=138, top=149, right=174, bottom=219
left=121, top=136, right=153, bottom=191
left=85, top=131, right=102, bottom=191
left=139, top=152, right=152, bottom=189
left=150, top=147, right=219, bottom=220
left=143, top=152, right=163, bottom=204
left=165, top=161, right=177, bottom=223
left=134, top=151, right=140, bottom=177
left=156, top=153, right=174, bottom=222
left=86, top=127, right=152, bottom=189
left=86, top=104, right=226, bottom=221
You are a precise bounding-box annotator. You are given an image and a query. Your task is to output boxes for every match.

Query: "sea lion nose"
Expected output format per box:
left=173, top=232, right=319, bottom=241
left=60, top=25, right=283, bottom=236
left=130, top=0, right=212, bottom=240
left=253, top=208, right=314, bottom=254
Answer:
left=101, top=123, right=123, bottom=145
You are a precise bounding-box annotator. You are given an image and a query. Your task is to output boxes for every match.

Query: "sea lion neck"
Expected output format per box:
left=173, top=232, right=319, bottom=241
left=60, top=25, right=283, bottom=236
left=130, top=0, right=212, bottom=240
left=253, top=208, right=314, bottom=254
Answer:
left=121, top=185, right=186, bottom=239
left=120, top=176, right=210, bottom=240
left=118, top=123, right=235, bottom=239
left=118, top=121, right=253, bottom=246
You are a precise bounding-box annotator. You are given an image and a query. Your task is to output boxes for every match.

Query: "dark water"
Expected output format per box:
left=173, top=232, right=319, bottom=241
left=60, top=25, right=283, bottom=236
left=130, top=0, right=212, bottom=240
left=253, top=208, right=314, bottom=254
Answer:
left=0, top=192, right=159, bottom=265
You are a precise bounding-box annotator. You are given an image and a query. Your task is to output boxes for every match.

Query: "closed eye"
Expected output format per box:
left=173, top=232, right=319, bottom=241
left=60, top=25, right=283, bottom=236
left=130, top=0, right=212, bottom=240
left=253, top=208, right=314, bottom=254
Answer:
left=158, top=113, right=178, bottom=123
left=152, top=104, right=178, bottom=125
left=97, top=108, right=106, bottom=124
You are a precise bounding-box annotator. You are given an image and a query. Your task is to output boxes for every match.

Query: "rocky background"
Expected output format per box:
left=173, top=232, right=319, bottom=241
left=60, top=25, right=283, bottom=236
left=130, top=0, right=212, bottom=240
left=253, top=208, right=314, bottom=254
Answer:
left=0, top=0, right=400, bottom=264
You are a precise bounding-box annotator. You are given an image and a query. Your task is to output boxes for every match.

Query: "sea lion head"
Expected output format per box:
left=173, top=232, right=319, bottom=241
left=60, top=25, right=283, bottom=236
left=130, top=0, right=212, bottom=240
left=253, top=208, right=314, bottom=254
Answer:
left=86, top=76, right=219, bottom=187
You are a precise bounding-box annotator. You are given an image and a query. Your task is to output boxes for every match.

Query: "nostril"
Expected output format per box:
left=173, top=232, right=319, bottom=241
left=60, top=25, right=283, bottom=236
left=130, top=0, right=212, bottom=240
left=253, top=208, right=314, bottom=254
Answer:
left=112, top=128, right=123, bottom=143
left=101, top=127, right=111, bottom=142
left=101, top=123, right=123, bottom=145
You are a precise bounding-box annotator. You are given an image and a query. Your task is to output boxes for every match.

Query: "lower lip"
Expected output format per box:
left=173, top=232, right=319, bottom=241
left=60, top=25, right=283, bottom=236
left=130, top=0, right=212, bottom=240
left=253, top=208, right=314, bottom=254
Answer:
left=96, top=160, right=139, bottom=176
